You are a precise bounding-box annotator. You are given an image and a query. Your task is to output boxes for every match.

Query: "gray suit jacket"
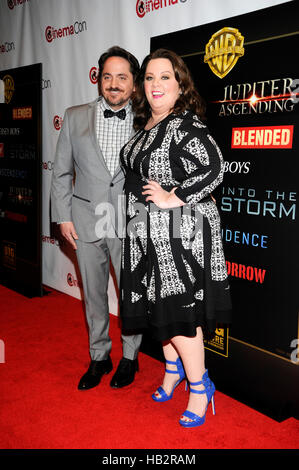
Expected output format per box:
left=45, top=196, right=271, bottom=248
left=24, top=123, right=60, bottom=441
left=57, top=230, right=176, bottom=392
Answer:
left=51, top=99, right=129, bottom=242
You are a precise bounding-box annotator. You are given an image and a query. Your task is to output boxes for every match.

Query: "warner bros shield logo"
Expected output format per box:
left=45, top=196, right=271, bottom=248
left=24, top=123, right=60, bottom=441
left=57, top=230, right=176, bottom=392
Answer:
left=204, top=27, right=245, bottom=79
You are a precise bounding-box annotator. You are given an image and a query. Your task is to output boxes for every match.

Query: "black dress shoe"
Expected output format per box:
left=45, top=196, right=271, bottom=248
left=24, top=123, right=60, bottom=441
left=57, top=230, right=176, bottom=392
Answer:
left=78, top=356, right=113, bottom=390
left=110, top=357, right=139, bottom=388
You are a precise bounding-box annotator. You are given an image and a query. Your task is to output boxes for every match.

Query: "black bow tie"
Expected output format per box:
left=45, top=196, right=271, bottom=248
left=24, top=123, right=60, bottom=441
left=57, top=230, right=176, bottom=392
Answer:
left=104, top=108, right=126, bottom=120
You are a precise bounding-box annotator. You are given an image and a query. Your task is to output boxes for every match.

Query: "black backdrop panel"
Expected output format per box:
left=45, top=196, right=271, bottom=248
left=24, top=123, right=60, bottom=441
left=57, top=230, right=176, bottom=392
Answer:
left=182, top=34, right=298, bottom=360
left=0, top=64, right=42, bottom=297
left=140, top=2, right=299, bottom=420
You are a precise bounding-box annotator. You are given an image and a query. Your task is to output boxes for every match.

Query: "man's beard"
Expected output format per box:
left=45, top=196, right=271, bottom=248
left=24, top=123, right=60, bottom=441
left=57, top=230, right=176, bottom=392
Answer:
left=105, top=97, right=127, bottom=108
left=103, top=88, right=127, bottom=109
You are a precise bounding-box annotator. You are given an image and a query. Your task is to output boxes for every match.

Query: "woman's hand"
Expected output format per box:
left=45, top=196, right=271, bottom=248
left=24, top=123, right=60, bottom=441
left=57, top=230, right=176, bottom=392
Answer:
left=142, top=180, right=170, bottom=208
left=142, top=181, right=184, bottom=209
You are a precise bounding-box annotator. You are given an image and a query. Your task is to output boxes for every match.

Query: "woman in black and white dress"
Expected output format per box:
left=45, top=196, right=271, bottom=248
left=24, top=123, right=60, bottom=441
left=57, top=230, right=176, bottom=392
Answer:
left=120, top=48, right=231, bottom=428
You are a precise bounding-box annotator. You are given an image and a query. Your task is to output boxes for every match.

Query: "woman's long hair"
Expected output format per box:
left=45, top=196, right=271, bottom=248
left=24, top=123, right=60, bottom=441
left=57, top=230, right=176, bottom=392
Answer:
left=133, top=48, right=206, bottom=130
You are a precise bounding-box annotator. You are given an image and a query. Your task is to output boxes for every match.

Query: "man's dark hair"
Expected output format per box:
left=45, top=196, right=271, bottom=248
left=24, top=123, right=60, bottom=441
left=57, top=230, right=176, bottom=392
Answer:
left=98, top=46, right=140, bottom=83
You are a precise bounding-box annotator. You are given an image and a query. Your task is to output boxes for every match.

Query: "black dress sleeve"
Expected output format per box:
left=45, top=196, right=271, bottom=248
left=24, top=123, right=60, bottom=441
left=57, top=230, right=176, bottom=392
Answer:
left=174, top=114, right=224, bottom=204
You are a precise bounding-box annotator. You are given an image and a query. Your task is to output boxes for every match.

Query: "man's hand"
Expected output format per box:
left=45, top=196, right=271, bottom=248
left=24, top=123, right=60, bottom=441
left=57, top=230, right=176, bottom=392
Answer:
left=60, top=222, right=78, bottom=250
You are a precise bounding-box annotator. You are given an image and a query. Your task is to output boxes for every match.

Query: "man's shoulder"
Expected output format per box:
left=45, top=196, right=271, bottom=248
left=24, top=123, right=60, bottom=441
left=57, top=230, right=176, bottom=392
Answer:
left=65, top=99, right=97, bottom=116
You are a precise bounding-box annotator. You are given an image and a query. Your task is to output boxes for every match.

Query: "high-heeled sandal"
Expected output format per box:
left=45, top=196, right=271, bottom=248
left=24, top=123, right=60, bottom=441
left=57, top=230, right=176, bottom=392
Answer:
left=152, top=357, right=187, bottom=402
left=179, top=370, right=215, bottom=427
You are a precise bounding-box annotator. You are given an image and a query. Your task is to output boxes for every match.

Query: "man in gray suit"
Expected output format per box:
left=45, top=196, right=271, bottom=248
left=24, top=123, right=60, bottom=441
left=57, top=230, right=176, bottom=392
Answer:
left=51, top=46, right=142, bottom=390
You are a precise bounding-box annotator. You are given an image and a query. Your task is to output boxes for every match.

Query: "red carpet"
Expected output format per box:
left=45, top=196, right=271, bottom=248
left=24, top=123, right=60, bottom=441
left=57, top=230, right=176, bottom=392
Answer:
left=0, top=284, right=298, bottom=450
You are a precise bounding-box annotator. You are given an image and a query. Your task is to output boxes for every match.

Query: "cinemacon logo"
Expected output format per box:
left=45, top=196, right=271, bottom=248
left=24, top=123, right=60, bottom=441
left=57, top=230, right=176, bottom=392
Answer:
left=0, top=41, right=15, bottom=53
left=45, top=20, right=87, bottom=43
left=89, top=67, right=99, bottom=85
left=53, top=115, right=63, bottom=131
left=7, top=0, right=30, bottom=9
left=136, top=0, right=187, bottom=18
left=67, top=272, right=81, bottom=288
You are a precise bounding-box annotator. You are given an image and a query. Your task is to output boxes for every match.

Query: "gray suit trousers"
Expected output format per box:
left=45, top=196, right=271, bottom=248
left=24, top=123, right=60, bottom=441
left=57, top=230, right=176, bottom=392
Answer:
left=75, top=237, right=142, bottom=361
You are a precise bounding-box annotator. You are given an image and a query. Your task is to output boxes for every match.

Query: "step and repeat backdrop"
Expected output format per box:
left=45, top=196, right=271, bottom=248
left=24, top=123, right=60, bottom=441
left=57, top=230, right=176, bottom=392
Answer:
left=0, top=0, right=289, bottom=308
left=0, top=0, right=297, bottom=418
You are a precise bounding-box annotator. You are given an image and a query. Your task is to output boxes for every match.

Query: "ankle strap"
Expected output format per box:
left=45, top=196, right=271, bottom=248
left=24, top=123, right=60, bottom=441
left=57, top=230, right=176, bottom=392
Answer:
left=189, top=380, right=204, bottom=386
left=165, top=358, right=180, bottom=374
left=189, top=376, right=213, bottom=394
left=190, top=387, right=206, bottom=394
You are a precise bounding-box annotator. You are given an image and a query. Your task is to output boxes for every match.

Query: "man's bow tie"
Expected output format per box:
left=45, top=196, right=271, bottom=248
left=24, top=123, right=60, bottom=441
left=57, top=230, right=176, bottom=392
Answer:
left=104, top=108, right=126, bottom=120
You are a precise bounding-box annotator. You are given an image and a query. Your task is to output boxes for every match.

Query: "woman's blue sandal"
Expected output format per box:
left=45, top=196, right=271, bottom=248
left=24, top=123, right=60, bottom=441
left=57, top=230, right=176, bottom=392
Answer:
left=152, top=357, right=186, bottom=402
left=179, top=370, right=215, bottom=427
